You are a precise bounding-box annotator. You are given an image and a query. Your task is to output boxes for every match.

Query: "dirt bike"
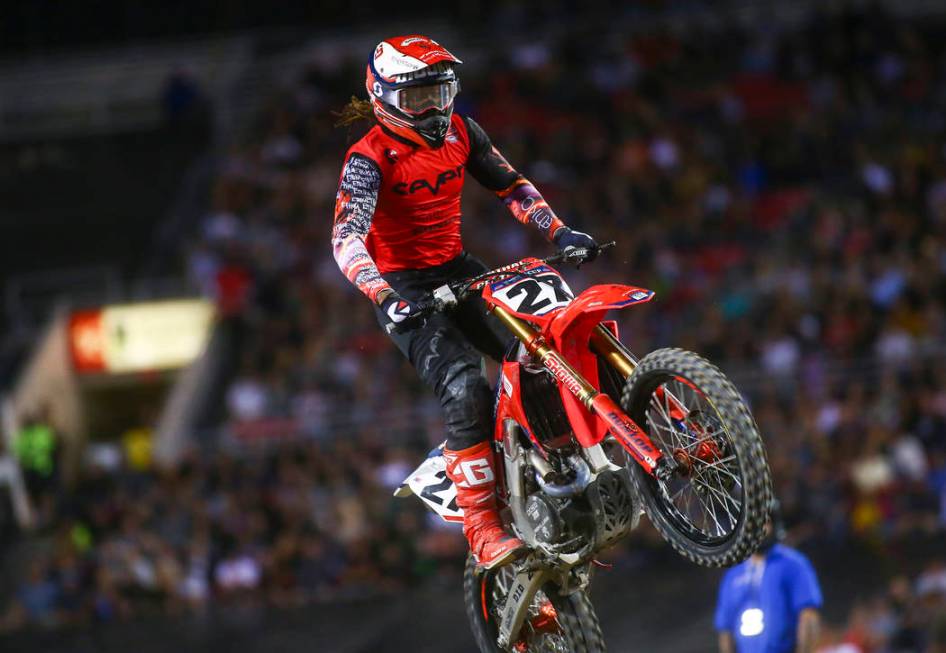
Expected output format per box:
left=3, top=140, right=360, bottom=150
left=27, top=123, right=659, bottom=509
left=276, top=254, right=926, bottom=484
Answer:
left=393, top=242, right=773, bottom=652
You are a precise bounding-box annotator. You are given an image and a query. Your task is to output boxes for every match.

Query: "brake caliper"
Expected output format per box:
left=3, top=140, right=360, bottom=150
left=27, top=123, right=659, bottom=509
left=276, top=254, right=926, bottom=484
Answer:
left=512, top=601, right=561, bottom=651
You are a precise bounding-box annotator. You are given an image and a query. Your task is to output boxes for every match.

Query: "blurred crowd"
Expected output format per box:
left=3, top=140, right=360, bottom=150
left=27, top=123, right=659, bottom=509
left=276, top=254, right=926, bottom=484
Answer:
left=818, top=560, right=946, bottom=653
left=3, top=1, right=946, bottom=642
left=1, top=435, right=462, bottom=631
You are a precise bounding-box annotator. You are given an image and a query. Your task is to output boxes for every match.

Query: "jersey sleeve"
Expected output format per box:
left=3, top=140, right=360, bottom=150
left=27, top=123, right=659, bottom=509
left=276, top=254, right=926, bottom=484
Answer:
left=786, top=554, right=823, bottom=612
left=331, top=152, right=391, bottom=303
left=463, top=116, right=566, bottom=240
left=714, top=571, right=737, bottom=632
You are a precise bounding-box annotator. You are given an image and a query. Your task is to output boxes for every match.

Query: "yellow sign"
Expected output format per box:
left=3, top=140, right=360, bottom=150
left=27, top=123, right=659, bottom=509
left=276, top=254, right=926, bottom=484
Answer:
left=71, top=299, right=215, bottom=373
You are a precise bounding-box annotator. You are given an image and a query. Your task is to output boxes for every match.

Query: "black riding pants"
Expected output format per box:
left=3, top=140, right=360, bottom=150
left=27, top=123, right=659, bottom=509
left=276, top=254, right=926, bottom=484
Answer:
left=375, top=252, right=513, bottom=451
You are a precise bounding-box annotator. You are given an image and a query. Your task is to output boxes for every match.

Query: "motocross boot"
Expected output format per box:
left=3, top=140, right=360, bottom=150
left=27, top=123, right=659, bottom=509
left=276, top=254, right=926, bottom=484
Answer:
left=444, top=441, right=525, bottom=569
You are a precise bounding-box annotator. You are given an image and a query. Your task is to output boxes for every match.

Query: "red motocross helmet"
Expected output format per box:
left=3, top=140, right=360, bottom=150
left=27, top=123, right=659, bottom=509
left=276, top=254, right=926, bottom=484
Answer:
left=366, top=35, right=462, bottom=148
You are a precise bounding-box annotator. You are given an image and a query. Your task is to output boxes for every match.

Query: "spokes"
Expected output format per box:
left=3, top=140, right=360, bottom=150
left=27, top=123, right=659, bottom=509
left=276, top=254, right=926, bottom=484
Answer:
left=642, top=377, right=745, bottom=544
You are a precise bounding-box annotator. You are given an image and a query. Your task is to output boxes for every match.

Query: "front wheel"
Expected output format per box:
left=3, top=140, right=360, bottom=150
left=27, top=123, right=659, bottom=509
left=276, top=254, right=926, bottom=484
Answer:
left=463, top=555, right=606, bottom=653
left=620, top=348, right=772, bottom=568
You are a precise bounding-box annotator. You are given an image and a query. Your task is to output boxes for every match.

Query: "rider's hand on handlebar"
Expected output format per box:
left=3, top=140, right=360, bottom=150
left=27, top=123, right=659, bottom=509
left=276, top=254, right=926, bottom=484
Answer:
left=553, top=227, right=600, bottom=262
left=379, top=291, right=425, bottom=330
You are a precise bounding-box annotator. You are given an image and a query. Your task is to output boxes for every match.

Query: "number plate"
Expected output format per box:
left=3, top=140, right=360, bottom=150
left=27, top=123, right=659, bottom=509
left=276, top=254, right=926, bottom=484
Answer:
left=489, top=266, right=574, bottom=316
left=405, top=454, right=463, bottom=522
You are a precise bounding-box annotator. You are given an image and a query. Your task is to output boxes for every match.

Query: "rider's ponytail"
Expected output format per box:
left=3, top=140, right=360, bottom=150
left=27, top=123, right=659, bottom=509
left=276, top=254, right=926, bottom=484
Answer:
left=333, top=96, right=374, bottom=127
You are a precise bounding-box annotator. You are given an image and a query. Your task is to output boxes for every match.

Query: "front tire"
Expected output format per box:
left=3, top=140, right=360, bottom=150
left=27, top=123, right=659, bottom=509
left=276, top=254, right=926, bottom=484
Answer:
left=620, top=348, right=772, bottom=567
left=463, top=555, right=606, bottom=653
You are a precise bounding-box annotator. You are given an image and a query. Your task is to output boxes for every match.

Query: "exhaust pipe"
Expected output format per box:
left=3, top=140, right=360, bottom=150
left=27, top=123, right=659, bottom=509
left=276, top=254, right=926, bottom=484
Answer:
left=532, top=453, right=593, bottom=498
left=503, top=420, right=537, bottom=546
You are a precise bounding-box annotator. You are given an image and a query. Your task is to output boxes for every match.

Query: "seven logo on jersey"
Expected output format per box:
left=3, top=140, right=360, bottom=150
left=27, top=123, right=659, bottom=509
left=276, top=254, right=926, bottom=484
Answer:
left=392, top=164, right=464, bottom=196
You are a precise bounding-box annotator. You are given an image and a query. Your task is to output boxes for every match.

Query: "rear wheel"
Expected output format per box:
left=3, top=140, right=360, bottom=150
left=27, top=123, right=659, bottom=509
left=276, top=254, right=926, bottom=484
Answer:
left=620, top=348, right=772, bottom=567
left=463, top=555, right=606, bottom=653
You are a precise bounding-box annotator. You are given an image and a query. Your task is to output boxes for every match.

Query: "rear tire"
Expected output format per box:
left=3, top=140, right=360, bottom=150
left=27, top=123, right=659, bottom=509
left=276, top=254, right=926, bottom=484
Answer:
left=463, top=555, right=606, bottom=652
left=620, top=348, right=772, bottom=568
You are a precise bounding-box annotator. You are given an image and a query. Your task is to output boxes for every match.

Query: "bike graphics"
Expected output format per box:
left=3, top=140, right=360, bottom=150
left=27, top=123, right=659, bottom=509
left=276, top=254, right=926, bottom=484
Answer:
left=394, top=243, right=773, bottom=653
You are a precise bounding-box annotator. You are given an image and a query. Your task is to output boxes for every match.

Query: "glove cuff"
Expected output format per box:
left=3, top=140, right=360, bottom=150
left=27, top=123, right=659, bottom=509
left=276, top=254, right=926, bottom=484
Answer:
left=552, top=226, right=571, bottom=245
left=373, top=286, right=397, bottom=306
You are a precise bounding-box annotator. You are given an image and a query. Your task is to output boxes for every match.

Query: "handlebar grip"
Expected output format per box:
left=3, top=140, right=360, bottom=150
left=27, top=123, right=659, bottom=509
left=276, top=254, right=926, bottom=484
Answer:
left=547, top=240, right=616, bottom=265
left=383, top=302, right=439, bottom=335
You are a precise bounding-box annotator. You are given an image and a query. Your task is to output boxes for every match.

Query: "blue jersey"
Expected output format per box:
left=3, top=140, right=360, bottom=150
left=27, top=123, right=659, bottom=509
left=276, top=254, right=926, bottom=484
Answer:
left=714, top=544, right=823, bottom=653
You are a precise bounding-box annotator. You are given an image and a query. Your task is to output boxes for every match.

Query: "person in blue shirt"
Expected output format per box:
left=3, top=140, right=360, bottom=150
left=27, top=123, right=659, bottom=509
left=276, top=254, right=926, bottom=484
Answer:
left=715, top=501, right=823, bottom=653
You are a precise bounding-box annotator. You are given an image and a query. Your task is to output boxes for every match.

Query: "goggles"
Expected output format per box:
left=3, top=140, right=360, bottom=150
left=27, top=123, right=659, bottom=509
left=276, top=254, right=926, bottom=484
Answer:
left=392, top=80, right=459, bottom=116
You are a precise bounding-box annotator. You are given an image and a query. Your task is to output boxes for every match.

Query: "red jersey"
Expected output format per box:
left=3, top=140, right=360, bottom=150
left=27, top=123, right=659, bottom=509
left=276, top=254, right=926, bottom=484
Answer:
left=349, top=113, right=470, bottom=272
left=332, top=113, right=565, bottom=302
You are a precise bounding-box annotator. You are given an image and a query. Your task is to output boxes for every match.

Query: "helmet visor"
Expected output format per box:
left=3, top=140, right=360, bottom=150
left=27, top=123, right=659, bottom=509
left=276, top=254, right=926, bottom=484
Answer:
left=396, top=80, right=459, bottom=116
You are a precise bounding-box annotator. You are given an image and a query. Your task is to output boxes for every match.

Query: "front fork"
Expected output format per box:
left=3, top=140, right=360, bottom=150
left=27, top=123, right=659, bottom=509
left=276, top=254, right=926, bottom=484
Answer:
left=590, top=325, right=689, bottom=421
left=490, top=306, right=677, bottom=479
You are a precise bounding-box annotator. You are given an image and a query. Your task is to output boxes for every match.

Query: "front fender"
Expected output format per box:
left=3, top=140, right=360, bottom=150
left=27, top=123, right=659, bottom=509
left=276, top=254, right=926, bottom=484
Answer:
left=547, top=284, right=654, bottom=346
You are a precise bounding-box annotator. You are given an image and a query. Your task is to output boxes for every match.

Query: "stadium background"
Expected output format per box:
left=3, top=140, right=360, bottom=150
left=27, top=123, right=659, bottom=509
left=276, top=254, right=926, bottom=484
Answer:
left=1, top=1, right=946, bottom=651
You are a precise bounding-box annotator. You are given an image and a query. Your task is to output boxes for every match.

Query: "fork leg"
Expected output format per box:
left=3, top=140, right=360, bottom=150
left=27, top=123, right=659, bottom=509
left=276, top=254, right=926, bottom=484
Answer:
left=589, top=324, right=637, bottom=377
left=590, top=324, right=689, bottom=420
left=489, top=306, right=664, bottom=474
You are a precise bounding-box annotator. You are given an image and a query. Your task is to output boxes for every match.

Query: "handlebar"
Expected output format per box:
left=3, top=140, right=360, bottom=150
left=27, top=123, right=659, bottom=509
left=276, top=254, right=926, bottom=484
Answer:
left=384, top=241, right=616, bottom=335
left=544, top=240, right=615, bottom=266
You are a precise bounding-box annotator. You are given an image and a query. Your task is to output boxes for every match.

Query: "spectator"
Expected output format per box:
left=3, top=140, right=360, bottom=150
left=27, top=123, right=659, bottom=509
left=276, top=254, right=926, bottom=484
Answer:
left=162, top=65, right=205, bottom=128
left=12, top=407, right=60, bottom=526
left=13, top=410, right=58, bottom=494
left=6, top=558, right=60, bottom=629
left=716, top=503, right=822, bottom=653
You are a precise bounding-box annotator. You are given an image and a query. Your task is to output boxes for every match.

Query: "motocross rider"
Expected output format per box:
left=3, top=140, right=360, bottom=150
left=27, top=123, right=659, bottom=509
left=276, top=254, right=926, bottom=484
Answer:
left=331, top=35, right=599, bottom=569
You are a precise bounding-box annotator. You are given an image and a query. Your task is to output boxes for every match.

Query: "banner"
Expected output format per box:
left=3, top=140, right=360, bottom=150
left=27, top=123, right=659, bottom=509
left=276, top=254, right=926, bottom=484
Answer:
left=69, top=299, right=214, bottom=374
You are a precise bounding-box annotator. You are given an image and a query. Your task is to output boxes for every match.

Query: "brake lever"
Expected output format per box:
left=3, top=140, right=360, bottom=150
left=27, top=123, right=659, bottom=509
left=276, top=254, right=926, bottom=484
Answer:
left=598, top=240, right=617, bottom=253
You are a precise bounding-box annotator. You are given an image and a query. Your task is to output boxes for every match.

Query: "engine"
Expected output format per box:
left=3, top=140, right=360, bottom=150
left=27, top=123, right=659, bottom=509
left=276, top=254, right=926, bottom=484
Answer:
left=524, top=491, right=594, bottom=553
left=522, top=450, right=641, bottom=555
left=520, top=450, right=596, bottom=553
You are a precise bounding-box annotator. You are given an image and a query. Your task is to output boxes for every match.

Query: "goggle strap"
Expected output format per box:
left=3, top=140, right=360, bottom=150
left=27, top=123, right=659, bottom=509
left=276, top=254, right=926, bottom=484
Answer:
left=374, top=103, right=415, bottom=129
